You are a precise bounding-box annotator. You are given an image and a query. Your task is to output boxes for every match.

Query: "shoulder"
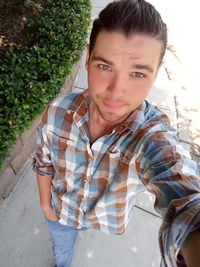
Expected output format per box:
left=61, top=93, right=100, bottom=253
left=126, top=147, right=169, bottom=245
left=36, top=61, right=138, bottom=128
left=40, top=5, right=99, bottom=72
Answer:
left=40, top=92, right=83, bottom=129
left=49, top=92, right=81, bottom=112
left=132, top=101, right=178, bottom=154
left=143, top=101, right=173, bottom=132
left=45, top=92, right=85, bottom=120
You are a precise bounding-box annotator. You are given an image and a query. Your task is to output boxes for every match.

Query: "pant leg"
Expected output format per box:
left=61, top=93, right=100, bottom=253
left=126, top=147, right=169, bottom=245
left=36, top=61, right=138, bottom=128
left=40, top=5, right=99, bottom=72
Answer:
left=46, top=220, right=78, bottom=267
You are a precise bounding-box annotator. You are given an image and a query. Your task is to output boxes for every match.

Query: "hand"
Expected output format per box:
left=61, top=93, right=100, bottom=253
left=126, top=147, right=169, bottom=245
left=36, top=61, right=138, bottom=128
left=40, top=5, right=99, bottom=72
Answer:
left=181, top=229, right=200, bottom=267
left=42, top=206, right=58, bottom=221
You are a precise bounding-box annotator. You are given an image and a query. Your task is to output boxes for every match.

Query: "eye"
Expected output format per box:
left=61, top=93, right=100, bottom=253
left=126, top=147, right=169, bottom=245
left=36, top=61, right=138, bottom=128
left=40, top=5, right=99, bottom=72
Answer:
left=131, top=72, right=145, bottom=78
left=98, top=64, right=111, bottom=71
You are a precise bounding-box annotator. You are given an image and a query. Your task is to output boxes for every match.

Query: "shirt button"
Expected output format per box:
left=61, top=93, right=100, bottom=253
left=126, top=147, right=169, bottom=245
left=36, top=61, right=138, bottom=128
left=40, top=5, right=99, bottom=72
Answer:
left=77, top=210, right=81, bottom=215
left=82, top=176, right=87, bottom=183
left=86, top=150, right=93, bottom=159
left=78, top=194, right=83, bottom=200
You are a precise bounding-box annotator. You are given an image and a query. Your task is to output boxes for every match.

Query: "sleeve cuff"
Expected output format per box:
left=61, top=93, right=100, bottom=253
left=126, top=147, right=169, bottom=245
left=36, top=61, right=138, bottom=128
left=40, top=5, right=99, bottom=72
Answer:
left=32, top=157, right=55, bottom=177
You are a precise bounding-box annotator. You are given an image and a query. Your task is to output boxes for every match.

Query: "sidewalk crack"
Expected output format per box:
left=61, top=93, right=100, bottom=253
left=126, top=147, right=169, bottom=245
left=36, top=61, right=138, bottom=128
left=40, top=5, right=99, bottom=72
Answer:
left=134, top=205, right=161, bottom=219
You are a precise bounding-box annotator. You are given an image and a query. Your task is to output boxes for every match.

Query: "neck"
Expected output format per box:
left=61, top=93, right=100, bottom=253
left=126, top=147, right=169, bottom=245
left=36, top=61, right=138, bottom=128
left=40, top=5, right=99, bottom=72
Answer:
left=89, top=101, right=120, bottom=143
left=89, top=100, right=120, bottom=129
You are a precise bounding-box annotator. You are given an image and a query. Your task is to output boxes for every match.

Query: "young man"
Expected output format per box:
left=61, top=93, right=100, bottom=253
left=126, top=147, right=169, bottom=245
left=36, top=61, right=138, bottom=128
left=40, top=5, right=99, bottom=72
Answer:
left=33, top=0, right=200, bottom=266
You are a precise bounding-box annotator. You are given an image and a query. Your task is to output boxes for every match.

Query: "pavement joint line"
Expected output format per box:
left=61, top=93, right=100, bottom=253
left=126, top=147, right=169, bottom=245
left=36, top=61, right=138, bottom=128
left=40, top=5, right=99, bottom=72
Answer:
left=164, top=67, right=172, bottom=81
left=20, top=136, right=24, bottom=145
left=173, top=95, right=181, bottom=139
left=173, top=95, right=191, bottom=144
left=157, top=106, right=173, bottom=112
left=159, top=107, right=171, bottom=111
left=180, top=140, right=191, bottom=145
left=134, top=205, right=162, bottom=219
left=9, top=163, right=17, bottom=176
left=191, top=153, right=200, bottom=159
left=166, top=45, right=181, bottom=64
left=74, top=86, right=87, bottom=90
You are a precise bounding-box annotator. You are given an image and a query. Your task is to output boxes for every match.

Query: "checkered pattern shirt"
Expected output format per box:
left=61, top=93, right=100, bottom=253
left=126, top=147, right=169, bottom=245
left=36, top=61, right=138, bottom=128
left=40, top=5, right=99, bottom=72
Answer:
left=33, top=90, right=200, bottom=266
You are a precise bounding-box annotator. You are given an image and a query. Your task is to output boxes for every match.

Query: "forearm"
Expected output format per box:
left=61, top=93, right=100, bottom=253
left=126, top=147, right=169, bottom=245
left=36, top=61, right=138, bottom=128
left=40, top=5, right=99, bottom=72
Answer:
left=36, top=173, right=53, bottom=210
left=181, top=229, right=200, bottom=267
left=36, top=173, right=58, bottom=221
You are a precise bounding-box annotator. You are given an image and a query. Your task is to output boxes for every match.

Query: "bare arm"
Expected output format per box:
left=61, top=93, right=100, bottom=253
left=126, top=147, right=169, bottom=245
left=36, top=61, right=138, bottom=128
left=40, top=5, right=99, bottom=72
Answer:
left=181, top=229, right=200, bottom=267
left=36, top=173, right=58, bottom=221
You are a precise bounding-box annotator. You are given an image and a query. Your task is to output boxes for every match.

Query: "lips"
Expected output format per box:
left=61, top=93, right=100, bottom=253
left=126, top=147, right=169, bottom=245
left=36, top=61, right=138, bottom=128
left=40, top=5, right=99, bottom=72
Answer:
left=103, top=100, right=125, bottom=109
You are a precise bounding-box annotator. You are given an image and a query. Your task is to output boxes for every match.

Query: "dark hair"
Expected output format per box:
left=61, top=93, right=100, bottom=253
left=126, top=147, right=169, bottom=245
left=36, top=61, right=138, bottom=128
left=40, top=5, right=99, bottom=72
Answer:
left=89, top=0, right=167, bottom=63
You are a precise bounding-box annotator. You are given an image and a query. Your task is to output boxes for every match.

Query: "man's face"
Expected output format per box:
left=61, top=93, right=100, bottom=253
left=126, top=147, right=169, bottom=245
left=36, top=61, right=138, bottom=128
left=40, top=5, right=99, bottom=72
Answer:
left=86, top=31, right=162, bottom=123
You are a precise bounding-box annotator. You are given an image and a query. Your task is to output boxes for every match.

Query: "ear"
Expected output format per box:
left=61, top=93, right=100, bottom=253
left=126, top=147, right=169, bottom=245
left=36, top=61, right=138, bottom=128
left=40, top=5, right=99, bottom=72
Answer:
left=85, top=44, right=90, bottom=71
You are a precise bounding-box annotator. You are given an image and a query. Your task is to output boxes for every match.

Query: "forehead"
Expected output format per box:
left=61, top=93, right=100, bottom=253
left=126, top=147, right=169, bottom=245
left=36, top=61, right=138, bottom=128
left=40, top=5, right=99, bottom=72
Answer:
left=91, top=31, right=162, bottom=66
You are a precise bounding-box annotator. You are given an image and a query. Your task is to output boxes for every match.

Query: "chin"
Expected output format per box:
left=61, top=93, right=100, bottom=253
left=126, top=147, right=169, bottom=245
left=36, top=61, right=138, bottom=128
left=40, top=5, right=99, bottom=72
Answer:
left=99, top=109, right=129, bottom=123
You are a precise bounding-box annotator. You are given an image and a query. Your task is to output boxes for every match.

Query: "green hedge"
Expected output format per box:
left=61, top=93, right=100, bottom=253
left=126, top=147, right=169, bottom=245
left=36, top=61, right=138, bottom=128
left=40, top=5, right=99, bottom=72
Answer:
left=0, top=0, right=91, bottom=169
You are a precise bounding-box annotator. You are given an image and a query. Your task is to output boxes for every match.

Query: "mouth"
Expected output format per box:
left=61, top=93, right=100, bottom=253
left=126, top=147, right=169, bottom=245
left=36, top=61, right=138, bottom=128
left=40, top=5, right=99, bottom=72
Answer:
left=103, top=100, right=125, bottom=110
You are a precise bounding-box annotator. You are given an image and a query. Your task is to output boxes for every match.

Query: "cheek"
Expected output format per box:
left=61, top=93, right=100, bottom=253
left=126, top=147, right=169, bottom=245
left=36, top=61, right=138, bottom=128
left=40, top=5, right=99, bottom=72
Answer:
left=88, top=68, right=109, bottom=91
left=127, top=81, right=152, bottom=100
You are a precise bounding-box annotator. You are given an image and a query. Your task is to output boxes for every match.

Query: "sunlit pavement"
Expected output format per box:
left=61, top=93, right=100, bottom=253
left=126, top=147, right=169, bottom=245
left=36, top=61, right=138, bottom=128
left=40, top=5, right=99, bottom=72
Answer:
left=0, top=1, right=199, bottom=266
left=149, top=0, right=200, bottom=166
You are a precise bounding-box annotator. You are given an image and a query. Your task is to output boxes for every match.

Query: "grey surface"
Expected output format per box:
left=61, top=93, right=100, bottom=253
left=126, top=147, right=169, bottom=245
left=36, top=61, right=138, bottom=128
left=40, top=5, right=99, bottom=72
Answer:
left=74, top=49, right=88, bottom=90
left=135, top=191, right=161, bottom=218
left=92, top=0, right=113, bottom=7
left=0, top=158, right=54, bottom=267
left=147, top=65, right=176, bottom=113
left=72, top=208, right=161, bottom=267
left=74, top=64, right=88, bottom=90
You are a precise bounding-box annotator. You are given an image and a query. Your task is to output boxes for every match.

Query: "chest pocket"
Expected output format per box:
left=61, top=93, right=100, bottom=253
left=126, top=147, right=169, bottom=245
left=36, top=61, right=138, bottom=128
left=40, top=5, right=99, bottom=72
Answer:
left=108, top=147, right=131, bottom=175
left=51, top=132, right=83, bottom=175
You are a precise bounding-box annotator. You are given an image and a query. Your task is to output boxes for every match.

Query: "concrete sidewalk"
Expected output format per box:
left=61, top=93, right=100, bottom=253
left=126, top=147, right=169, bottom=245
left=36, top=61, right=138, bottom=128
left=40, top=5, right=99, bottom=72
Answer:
left=0, top=0, right=199, bottom=267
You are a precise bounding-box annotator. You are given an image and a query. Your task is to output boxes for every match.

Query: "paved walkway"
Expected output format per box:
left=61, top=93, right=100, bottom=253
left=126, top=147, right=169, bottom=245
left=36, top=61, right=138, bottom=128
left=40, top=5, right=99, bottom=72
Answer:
left=0, top=1, right=199, bottom=267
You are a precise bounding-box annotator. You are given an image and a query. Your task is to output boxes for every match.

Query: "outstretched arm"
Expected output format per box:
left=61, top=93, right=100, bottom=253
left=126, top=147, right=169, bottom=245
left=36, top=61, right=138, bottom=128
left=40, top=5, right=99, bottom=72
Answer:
left=135, top=124, right=200, bottom=266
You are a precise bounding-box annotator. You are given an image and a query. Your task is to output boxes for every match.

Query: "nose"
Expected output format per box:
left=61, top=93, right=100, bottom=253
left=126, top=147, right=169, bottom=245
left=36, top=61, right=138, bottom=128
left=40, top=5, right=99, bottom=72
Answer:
left=107, top=73, right=125, bottom=100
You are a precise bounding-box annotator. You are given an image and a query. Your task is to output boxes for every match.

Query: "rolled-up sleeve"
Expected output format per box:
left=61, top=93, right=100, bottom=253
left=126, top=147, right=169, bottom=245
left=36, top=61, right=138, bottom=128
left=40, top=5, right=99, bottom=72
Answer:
left=33, top=106, right=55, bottom=177
left=136, top=128, right=200, bottom=267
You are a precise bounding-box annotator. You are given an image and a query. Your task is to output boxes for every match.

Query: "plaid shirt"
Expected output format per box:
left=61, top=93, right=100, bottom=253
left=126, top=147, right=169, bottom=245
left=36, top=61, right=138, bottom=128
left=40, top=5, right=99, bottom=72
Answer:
left=33, top=90, right=200, bottom=266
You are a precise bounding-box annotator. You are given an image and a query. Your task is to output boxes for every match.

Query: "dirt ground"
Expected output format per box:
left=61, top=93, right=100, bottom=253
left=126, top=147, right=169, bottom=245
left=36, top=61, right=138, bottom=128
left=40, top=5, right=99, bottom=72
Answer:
left=0, top=0, right=49, bottom=58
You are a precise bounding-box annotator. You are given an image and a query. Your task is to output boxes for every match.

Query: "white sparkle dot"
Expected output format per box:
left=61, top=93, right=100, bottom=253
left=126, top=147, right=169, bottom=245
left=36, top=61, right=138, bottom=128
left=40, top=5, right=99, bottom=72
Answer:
left=33, top=227, right=40, bottom=235
left=87, top=250, right=94, bottom=258
left=131, top=246, right=138, bottom=253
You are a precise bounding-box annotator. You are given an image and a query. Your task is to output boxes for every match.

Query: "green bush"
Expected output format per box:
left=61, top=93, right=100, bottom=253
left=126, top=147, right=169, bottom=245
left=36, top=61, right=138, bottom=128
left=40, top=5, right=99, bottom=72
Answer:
left=0, top=0, right=91, bottom=169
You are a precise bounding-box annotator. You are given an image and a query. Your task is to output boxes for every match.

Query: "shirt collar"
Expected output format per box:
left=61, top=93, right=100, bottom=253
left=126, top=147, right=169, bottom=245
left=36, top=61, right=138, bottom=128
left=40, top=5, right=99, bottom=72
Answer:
left=118, top=101, right=147, bottom=132
left=72, top=89, right=90, bottom=122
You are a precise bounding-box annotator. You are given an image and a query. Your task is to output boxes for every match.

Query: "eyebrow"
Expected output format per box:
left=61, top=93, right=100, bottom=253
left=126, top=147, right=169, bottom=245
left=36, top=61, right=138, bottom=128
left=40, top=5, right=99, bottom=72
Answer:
left=131, top=64, right=154, bottom=73
left=91, top=55, right=154, bottom=73
left=91, top=56, right=114, bottom=66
